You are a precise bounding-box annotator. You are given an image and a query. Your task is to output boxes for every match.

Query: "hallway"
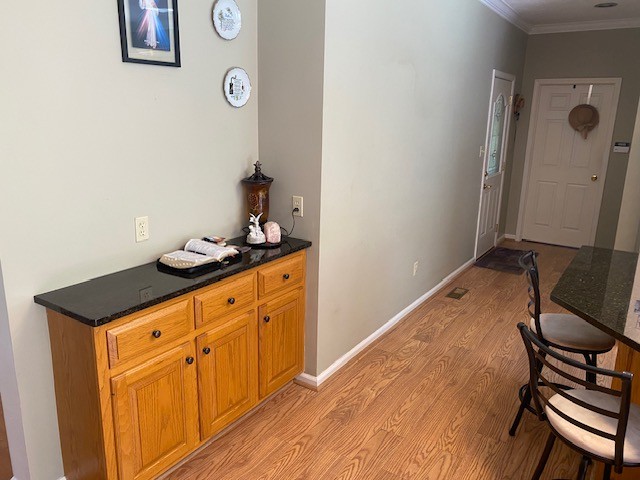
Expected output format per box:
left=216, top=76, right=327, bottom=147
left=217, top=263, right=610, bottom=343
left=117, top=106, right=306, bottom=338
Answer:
left=163, top=241, right=613, bottom=480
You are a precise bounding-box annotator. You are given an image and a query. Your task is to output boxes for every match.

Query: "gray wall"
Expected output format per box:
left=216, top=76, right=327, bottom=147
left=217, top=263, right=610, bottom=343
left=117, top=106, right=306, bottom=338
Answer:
left=315, top=0, right=527, bottom=373
left=615, top=100, right=640, bottom=252
left=505, top=29, right=640, bottom=247
left=0, top=1, right=258, bottom=478
left=258, top=0, right=326, bottom=375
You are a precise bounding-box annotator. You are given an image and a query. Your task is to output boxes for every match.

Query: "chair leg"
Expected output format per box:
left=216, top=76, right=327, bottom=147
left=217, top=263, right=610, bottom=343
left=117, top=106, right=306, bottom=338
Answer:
left=532, top=432, right=555, bottom=480
left=510, top=350, right=546, bottom=436
left=509, top=385, right=532, bottom=436
left=576, top=456, right=590, bottom=480
left=603, top=464, right=612, bottom=480
left=584, top=353, right=597, bottom=384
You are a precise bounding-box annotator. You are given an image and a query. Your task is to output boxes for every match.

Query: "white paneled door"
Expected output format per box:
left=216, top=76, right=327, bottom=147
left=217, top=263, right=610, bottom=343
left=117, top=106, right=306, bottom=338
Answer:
left=476, top=71, right=514, bottom=259
left=520, top=80, right=620, bottom=248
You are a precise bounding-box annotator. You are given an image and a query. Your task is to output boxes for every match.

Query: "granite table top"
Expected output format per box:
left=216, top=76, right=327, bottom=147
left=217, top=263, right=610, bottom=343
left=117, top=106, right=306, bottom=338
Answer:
left=551, top=246, right=639, bottom=351
left=34, top=236, right=311, bottom=327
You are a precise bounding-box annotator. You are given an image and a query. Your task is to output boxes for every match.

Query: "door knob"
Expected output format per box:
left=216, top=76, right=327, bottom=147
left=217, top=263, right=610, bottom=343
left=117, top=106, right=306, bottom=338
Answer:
left=591, top=175, right=598, bottom=182
left=483, top=184, right=493, bottom=190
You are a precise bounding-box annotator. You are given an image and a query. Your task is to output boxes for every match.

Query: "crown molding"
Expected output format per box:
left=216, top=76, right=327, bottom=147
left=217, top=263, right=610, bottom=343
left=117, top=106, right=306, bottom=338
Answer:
left=530, top=17, right=640, bottom=34
left=477, top=0, right=532, bottom=33
left=478, top=0, right=640, bottom=35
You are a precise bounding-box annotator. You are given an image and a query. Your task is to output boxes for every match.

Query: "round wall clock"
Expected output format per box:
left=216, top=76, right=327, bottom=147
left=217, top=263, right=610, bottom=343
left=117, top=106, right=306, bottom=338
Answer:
left=213, top=0, right=242, bottom=40
left=224, top=68, right=252, bottom=108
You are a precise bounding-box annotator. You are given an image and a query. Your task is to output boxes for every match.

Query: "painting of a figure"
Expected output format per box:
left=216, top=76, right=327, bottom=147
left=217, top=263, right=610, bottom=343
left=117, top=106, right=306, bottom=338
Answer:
left=128, top=0, right=171, bottom=51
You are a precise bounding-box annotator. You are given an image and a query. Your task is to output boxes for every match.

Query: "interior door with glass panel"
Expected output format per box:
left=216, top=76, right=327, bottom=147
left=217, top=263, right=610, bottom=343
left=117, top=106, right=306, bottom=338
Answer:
left=476, top=71, right=514, bottom=258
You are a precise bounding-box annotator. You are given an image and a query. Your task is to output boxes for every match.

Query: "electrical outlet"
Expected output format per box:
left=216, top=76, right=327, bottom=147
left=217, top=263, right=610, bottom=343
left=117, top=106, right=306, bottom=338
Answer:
left=413, top=261, right=419, bottom=277
left=292, top=195, right=303, bottom=217
left=135, top=216, right=149, bottom=242
left=139, top=287, right=153, bottom=302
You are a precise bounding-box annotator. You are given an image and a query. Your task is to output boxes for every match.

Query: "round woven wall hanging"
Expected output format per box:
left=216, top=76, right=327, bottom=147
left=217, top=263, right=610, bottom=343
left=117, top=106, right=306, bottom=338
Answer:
left=568, top=104, right=600, bottom=139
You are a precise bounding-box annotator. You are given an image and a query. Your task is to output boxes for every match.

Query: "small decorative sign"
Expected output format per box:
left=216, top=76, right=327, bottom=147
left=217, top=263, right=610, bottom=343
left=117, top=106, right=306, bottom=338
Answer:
left=613, top=142, right=631, bottom=154
left=224, top=68, right=251, bottom=108
left=213, top=0, right=242, bottom=40
left=117, top=0, right=181, bottom=67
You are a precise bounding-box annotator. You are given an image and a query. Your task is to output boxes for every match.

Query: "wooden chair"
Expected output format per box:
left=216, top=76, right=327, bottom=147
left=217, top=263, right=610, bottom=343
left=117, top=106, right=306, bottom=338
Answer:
left=509, top=251, right=615, bottom=436
left=518, top=323, right=640, bottom=480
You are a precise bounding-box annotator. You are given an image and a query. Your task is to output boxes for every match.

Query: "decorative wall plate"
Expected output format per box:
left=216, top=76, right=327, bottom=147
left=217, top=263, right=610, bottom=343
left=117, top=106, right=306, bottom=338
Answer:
left=224, top=68, right=252, bottom=108
left=213, top=0, right=242, bottom=40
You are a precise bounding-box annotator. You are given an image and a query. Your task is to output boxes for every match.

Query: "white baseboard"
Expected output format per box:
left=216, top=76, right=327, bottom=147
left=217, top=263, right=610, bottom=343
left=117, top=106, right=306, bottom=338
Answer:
left=294, top=373, right=319, bottom=390
left=504, top=234, right=517, bottom=240
left=295, top=256, right=475, bottom=390
left=497, top=234, right=506, bottom=244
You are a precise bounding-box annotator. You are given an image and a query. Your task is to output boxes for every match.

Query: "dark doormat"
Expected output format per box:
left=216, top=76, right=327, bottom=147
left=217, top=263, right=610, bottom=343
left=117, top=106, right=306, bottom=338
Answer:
left=475, top=247, right=531, bottom=275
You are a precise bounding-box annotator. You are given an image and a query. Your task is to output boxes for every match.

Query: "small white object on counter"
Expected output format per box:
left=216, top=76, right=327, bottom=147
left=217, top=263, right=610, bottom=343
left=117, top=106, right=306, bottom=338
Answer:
left=247, top=213, right=266, bottom=244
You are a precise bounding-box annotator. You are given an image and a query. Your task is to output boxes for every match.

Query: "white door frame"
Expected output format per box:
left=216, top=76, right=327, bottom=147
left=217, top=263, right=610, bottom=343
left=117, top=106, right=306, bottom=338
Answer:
left=474, top=69, right=515, bottom=259
left=515, top=77, right=622, bottom=244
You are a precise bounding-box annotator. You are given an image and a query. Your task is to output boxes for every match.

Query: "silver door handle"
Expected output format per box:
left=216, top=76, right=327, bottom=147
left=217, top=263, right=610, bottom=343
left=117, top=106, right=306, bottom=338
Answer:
left=483, top=184, right=493, bottom=190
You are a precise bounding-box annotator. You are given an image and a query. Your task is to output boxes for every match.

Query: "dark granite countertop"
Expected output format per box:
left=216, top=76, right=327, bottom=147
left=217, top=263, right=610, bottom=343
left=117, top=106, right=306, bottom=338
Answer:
left=34, top=237, right=311, bottom=327
left=551, top=246, right=639, bottom=350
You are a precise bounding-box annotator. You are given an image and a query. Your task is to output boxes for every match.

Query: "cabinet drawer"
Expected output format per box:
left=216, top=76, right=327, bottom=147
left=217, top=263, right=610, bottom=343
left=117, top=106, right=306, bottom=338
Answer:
left=106, top=298, right=193, bottom=368
left=258, top=253, right=305, bottom=299
left=195, top=274, right=255, bottom=328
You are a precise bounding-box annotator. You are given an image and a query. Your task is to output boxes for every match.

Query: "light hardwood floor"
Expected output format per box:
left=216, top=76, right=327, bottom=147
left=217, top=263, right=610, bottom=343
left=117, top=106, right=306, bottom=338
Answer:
left=164, top=241, right=615, bottom=480
left=0, top=396, right=12, bottom=480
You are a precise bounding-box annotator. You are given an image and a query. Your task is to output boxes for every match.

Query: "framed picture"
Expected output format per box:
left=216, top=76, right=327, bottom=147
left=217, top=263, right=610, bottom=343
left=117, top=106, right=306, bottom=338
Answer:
left=117, top=0, right=181, bottom=67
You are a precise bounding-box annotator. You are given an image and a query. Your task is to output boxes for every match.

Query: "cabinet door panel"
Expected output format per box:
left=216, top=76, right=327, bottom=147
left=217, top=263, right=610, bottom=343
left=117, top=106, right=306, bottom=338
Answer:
left=111, top=343, right=198, bottom=480
left=259, top=288, right=304, bottom=398
left=197, top=311, right=258, bottom=439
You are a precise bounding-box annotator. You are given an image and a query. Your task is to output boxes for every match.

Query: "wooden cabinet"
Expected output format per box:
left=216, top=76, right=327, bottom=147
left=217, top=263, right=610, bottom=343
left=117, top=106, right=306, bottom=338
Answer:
left=196, top=311, right=258, bottom=439
left=259, top=288, right=305, bottom=398
left=111, top=343, right=199, bottom=480
left=194, top=273, right=255, bottom=328
left=106, top=298, right=193, bottom=368
left=257, top=253, right=305, bottom=299
left=45, top=250, right=307, bottom=480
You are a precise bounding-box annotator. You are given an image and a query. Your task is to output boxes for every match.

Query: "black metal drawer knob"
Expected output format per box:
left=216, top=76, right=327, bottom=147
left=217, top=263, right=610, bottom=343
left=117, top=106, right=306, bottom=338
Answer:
left=228, top=297, right=236, bottom=305
left=283, top=274, right=290, bottom=280
left=203, top=347, right=211, bottom=355
left=186, top=357, right=194, bottom=365
left=264, top=316, right=270, bottom=323
left=152, top=330, right=162, bottom=338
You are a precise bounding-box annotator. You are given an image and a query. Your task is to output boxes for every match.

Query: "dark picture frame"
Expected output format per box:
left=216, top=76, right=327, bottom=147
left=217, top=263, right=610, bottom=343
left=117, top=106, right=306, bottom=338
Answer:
left=117, top=0, right=181, bottom=67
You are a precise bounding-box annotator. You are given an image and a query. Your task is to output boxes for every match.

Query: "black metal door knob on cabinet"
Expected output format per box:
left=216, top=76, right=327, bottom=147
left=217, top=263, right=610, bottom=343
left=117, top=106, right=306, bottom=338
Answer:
left=202, top=347, right=211, bottom=355
left=152, top=330, right=162, bottom=338
left=264, top=316, right=270, bottom=323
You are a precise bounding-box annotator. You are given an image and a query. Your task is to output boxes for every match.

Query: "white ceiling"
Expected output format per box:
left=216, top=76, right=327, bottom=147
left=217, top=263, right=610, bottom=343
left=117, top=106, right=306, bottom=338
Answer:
left=480, top=0, right=640, bottom=34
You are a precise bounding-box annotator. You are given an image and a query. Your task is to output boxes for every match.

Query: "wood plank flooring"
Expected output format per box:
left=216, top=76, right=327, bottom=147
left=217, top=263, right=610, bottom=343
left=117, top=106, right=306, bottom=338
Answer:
left=164, top=241, right=615, bottom=480
left=0, top=396, right=13, bottom=480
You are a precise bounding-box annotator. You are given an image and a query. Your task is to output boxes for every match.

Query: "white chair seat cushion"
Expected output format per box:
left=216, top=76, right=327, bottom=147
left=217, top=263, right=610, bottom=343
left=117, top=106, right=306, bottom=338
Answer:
left=530, top=314, right=615, bottom=351
left=546, top=389, right=640, bottom=464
